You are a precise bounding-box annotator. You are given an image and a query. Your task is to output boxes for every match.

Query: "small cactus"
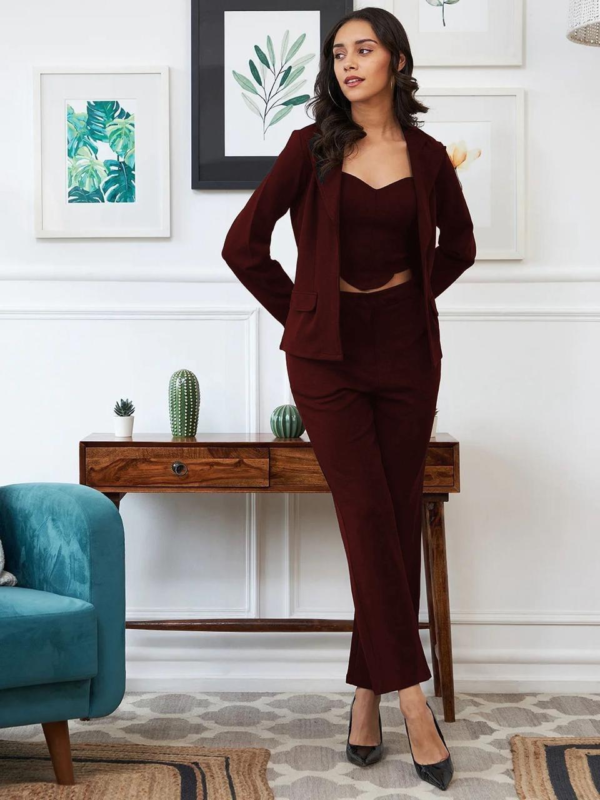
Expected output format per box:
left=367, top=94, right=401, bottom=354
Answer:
left=270, top=404, right=305, bottom=438
left=114, top=398, right=135, bottom=417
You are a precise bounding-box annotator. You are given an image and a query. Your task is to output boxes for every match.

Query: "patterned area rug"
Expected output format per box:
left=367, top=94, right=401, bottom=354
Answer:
left=511, top=734, right=600, bottom=799
left=0, top=740, right=272, bottom=799
left=2, top=692, right=600, bottom=799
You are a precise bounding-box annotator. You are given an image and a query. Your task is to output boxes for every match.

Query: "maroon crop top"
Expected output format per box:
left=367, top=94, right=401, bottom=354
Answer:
left=339, top=172, right=420, bottom=291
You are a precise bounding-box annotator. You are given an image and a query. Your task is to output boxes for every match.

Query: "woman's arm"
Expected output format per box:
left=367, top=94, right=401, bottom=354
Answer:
left=221, top=129, right=308, bottom=326
left=430, top=147, right=477, bottom=299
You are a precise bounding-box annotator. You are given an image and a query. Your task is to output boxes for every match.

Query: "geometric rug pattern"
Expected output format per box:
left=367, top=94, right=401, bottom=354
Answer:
left=2, top=692, right=600, bottom=799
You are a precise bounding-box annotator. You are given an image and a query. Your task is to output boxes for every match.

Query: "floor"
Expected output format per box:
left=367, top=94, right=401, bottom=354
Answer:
left=2, top=692, right=600, bottom=799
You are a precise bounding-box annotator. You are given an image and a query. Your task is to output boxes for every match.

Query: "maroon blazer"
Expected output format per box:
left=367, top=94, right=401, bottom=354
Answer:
left=221, top=121, right=476, bottom=366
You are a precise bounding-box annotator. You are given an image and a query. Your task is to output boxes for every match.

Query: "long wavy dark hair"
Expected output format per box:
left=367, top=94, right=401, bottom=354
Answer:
left=305, top=7, right=429, bottom=180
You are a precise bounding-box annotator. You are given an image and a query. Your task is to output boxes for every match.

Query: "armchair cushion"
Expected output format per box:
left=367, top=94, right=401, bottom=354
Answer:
left=0, top=483, right=125, bottom=719
left=0, top=586, right=97, bottom=691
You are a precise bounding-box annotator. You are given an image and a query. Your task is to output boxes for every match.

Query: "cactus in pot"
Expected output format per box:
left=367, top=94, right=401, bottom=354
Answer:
left=169, top=369, right=200, bottom=436
left=270, top=404, right=305, bottom=438
left=114, top=398, right=135, bottom=437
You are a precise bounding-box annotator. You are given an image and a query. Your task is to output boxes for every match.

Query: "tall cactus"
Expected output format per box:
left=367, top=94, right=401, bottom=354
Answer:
left=169, top=369, right=200, bottom=436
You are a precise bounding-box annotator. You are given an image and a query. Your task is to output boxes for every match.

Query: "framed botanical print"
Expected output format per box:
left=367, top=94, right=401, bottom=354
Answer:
left=191, top=0, right=352, bottom=189
left=358, top=0, right=524, bottom=66
left=417, top=87, right=526, bottom=260
left=34, top=66, right=170, bottom=238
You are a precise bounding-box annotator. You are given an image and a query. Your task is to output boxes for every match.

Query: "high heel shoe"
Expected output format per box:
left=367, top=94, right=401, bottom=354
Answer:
left=404, top=700, right=454, bottom=791
left=346, top=694, right=384, bottom=767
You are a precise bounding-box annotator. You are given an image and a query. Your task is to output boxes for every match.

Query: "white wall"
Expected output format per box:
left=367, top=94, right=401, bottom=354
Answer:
left=1, top=0, right=599, bottom=693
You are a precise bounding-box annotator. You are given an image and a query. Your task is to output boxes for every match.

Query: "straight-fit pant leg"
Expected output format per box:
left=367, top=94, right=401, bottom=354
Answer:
left=284, top=355, right=431, bottom=696
left=346, top=370, right=441, bottom=689
left=341, top=279, right=441, bottom=692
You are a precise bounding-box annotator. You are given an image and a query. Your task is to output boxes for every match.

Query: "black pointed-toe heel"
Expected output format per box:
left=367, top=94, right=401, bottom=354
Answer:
left=346, top=694, right=384, bottom=767
left=404, top=700, right=454, bottom=791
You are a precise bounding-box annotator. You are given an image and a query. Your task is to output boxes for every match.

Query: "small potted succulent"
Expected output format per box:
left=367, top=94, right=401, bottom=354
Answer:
left=114, top=397, right=135, bottom=437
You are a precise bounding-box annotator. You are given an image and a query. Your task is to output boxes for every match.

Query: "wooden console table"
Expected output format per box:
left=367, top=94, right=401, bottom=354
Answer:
left=79, top=432, right=460, bottom=721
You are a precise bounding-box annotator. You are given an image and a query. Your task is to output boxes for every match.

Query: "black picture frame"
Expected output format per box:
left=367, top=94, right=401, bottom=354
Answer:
left=191, top=0, right=352, bottom=189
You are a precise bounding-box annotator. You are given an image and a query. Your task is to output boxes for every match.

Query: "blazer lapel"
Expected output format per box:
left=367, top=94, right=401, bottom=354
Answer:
left=405, top=127, right=434, bottom=289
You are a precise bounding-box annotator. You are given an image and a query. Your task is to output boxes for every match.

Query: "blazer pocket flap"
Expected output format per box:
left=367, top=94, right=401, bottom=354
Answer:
left=290, top=290, right=317, bottom=311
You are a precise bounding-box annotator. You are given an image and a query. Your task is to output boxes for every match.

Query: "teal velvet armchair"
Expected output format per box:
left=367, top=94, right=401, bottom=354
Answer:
left=0, top=483, right=126, bottom=785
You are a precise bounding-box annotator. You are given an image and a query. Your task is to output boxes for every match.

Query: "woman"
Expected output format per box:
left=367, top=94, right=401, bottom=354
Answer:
left=222, top=7, right=476, bottom=791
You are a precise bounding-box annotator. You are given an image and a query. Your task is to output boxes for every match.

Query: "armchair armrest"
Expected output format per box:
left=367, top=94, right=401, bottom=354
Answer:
left=0, top=483, right=126, bottom=717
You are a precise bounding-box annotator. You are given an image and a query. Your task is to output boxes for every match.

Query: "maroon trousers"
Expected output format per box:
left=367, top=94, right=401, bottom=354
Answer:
left=285, top=276, right=441, bottom=696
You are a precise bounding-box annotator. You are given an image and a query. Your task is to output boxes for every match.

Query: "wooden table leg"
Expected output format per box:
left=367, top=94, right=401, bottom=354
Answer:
left=423, top=498, right=441, bottom=698
left=423, top=496, right=455, bottom=722
left=104, top=492, right=126, bottom=509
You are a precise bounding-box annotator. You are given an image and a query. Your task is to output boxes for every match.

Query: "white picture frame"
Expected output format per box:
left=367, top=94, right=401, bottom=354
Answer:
left=34, top=65, right=170, bottom=238
left=358, top=0, right=524, bottom=66
left=417, top=87, right=526, bottom=260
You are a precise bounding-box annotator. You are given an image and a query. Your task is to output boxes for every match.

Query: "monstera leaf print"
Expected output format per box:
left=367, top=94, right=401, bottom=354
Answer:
left=106, top=116, right=135, bottom=166
left=425, top=0, right=461, bottom=27
left=67, top=100, right=136, bottom=203
left=231, top=31, right=314, bottom=138
left=66, top=106, right=98, bottom=159
left=102, top=159, right=136, bottom=203
left=69, top=145, right=108, bottom=193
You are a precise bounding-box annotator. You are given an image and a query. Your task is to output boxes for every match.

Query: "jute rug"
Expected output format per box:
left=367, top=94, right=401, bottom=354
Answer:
left=510, top=734, right=600, bottom=800
left=0, top=739, right=273, bottom=799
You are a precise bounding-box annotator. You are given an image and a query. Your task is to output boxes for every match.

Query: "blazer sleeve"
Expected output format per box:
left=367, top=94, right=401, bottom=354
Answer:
left=430, top=146, right=477, bottom=299
left=221, top=129, right=307, bottom=326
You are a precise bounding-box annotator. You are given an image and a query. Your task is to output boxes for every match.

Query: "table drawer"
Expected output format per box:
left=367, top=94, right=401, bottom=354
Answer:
left=270, top=442, right=458, bottom=492
left=270, top=447, right=330, bottom=490
left=85, top=446, right=269, bottom=488
left=423, top=444, right=458, bottom=491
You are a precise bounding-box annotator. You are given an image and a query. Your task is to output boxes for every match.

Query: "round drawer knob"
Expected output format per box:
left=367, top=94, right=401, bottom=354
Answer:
left=171, top=461, right=188, bottom=476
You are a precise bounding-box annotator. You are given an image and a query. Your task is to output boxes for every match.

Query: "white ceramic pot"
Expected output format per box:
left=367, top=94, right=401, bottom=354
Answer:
left=114, top=415, right=134, bottom=437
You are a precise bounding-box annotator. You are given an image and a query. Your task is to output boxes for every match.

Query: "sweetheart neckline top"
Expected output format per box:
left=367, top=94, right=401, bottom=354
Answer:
left=341, top=172, right=415, bottom=192
left=338, top=168, right=420, bottom=291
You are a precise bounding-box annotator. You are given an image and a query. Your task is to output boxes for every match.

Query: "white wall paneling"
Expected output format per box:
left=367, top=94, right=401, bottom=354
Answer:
left=1, top=0, right=599, bottom=692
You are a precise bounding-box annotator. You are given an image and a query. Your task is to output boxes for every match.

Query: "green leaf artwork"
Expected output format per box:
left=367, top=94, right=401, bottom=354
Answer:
left=425, top=0, right=461, bottom=27
left=66, top=100, right=136, bottom=203
left=231, top=31, right=314, bottom=138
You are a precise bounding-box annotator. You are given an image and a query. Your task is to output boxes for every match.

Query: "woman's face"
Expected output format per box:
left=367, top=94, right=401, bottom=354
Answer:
left=332, top=19, right=405, bottom=104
